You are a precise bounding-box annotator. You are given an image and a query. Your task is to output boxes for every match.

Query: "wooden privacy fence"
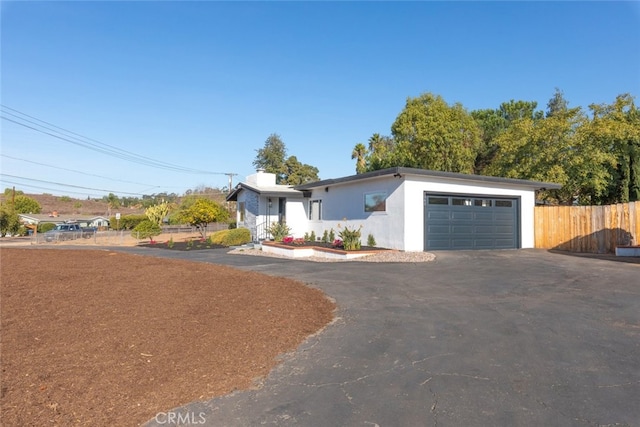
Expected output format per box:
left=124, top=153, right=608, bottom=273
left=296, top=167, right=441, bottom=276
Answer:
left=534, top=201, right=640, bottom=253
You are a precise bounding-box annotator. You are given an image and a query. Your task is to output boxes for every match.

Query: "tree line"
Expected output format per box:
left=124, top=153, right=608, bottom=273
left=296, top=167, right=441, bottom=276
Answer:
left=351, top=90, right=640, bottom=205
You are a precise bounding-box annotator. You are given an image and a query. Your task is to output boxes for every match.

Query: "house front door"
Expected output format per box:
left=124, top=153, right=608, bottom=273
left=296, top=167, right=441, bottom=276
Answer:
left=278, top=198, right=286, bottom=224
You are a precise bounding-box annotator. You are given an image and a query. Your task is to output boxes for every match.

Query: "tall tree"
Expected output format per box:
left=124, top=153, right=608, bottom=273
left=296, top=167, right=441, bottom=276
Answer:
left=472, top=100, right=544, bottom=173
left=390, top=93, right=481, bottom=173
left=366, top=134, right=396, bottom=171
left=586, top=94, right=640, bottom=203
left=253, top=134, right=320, bottom=184
left=546, top=88, right=569, bottom=118
left=13, top=195, right=41, bottom=214
left=253, top=133, right=287, bottom=183
left=484, top=92, right=620, bottom=205
left=351, top=143, right=367, bottom=174
left=283, top=156, right=320, bottom=185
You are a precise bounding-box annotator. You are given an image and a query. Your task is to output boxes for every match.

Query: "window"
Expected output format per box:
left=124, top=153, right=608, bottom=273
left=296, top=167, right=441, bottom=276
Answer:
left=364, top=192, right=387, bottom=212
left=428, top=196, right=449, bottom=205
left=495, top=200, right=513, bottom=207
left=238, top=202, right=245, bottom=222
left=452, top=198, right=472, bottom=206
left=309, top=200, right=322, bottom=220
left=474, top=199, right=492, bottom=207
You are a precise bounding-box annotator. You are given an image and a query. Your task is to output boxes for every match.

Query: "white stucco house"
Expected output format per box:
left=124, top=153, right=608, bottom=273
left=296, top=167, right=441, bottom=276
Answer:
left=227, top=167, right=561, bottom=251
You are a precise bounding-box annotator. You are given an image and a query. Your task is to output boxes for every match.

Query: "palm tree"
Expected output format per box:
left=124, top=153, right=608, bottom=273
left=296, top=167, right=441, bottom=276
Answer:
left=351, top=143, right=367, bottom=174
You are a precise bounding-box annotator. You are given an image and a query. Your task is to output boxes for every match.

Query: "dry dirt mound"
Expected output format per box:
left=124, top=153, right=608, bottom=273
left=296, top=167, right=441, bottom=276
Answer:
left=0, top=248, right=335, bottom=426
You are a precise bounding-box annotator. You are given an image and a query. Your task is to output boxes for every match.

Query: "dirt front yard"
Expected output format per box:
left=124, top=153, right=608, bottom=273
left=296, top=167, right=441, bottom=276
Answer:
left=0, top=248, right=335, bottom=426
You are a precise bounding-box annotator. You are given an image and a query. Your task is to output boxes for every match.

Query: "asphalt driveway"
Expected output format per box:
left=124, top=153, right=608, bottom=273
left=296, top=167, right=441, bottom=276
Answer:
left=130, top=248, right=640, bottom=427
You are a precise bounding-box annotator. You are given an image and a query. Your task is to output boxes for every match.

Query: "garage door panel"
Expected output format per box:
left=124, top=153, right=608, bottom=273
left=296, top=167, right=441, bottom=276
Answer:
left=428, top=225, right=450, bottom=234
left=452, top=239, right=474, bottom=248
left=425, top=194, right=519, bottom=250
left=427, top=211, right=450, bottom=220
left=495, top=212, right=515, bottom=221
left=473, top=239, right=495, bottom=249
left=427, top=239, right=453, bottom=249
left=451, top=211, right=474, bottom=220
left=473, top=212, right=494, bottom=221
left=473, top=225, right=496, bottom=237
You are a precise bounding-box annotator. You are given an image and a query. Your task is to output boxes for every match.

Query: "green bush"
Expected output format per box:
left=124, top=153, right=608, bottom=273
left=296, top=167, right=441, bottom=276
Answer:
left=322, top=230, right=329, bottom=243
left=310, top=230, right=316, bottom=242
left=268, top=222, right=291, bottom=242
left=131, top=219, right=162, bottom=240
left=367, top=233, right=377, bottom=247
left=208, top=228, right=251, bottom=246
left=38, top=222, right=56, bottom=233
left=110, top=214, right=147, bottom=230
left=228, top=221, right=237, bottom=229
left=339, top=224, right=362, bottom=251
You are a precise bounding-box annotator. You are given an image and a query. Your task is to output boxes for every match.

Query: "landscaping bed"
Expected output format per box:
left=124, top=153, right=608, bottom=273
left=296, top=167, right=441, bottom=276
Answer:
left=262, top=240, right=390, bottom=260
left=0, top=248, right=335, bottom=426
left=138, top=240, right=227, bottom=251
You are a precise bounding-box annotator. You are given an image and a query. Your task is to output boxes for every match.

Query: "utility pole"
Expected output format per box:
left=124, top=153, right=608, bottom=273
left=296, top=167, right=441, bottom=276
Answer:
left=225, top=173, right=238, bottom=193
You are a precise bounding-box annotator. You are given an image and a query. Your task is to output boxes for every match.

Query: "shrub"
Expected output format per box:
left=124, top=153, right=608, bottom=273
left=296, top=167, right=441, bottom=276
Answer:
left=111, top=214, right=147, bottom=230
left=131, top=219, right=162, bottom=240
left=310, top=230, right=316, bottom=242
left=228, top=221, right=237, bottom=229
left=167, top=236, right=174, bottom=248
left=38, top=222, right=56, bottom=233
left=367, top=233, right=377, bottom=247
left=322, top=230, right=329, bottom=243
left=329, top=228, right=335, bottom=242
left=303, top=232, right=310, bottom=241
left=209, top=228, right=251, bottom=246
left=338, top=224, right=362, bottom=251
left=268, top=222, right=291, bottom=242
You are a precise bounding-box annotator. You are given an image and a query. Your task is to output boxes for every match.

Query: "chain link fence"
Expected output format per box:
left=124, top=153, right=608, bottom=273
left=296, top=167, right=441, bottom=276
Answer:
left=30, top=223, right=229, bottom=246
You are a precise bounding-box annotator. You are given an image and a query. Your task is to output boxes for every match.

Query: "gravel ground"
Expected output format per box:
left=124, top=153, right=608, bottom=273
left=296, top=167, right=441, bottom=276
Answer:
left=228, top=247, right=436, bottom=263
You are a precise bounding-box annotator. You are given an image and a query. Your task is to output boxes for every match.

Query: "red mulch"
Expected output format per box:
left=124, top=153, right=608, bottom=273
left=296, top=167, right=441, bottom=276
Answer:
left=0, top=248, right=335, bottom=426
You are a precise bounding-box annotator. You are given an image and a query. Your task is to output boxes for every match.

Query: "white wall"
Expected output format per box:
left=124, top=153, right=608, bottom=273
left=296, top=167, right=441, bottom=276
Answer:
left=402, top=176, right=536, bottom=251
left=305, top=176, right=405, bottom=249
left=285, top=199, right=307, bottom=237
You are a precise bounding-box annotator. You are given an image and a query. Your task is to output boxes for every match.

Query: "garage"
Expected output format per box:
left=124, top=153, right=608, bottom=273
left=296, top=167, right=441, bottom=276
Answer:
left=424, top=193, right=519, bottom=250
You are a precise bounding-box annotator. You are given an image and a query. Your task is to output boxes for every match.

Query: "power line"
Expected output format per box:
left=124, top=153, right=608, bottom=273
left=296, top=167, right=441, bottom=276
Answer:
left=0, top=154, right=171, bottom=190
left=1, top=105, right=237, bottom=175
left=0, top=173, right=153, bottom=196
left=0, top=179, right=107, bottom=198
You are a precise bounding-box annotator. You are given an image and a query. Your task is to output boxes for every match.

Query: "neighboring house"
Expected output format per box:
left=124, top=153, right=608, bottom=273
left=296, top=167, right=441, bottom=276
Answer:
left=19, top=214, right=110, bottom=229
left=227, top=167, right=561, bottom=251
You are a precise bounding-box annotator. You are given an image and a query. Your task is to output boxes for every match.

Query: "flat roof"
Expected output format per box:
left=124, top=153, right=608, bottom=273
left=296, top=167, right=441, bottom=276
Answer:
left=295, top=167, right=562, bottom=191
left=226, top=182, right=306, bottom=201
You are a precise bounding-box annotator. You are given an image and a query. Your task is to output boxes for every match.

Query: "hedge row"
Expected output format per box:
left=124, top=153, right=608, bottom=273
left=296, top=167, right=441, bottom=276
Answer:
left=209, top=228, right=251, bottom=246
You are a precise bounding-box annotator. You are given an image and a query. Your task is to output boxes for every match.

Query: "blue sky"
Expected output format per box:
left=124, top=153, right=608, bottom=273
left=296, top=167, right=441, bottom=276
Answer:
left=1, top=1, right=639, bottom=199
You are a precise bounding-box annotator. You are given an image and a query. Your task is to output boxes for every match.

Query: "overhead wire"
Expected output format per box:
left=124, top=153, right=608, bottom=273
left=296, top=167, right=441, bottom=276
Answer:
left=0, top=173, right=153, bottom=196
left=0, top=154, right=174, bottom=190
left=1, top=105, right=234, bottom=175
left=0, top=179, right=110, bottom=198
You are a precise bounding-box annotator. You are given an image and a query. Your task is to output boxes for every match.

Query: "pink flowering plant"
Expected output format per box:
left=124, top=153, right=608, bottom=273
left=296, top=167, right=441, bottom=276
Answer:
left=282, top=236, right=294, bottom=244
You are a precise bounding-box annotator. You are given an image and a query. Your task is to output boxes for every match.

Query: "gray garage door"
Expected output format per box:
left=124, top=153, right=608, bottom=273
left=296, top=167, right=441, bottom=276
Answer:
left=424, top=194, right=519, bottom=250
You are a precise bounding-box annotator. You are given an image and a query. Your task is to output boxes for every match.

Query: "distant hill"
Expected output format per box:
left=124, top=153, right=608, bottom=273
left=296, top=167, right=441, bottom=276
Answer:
left=0, top=194, right=144, bottom=217
left=0, top=192, right=231, bottom=217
